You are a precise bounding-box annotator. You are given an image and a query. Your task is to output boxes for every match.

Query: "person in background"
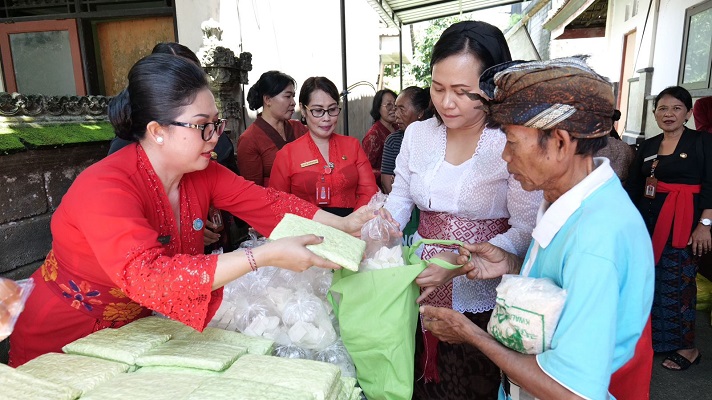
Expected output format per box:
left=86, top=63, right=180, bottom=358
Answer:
left=693, top=96, right=712, bottom=133
left=9, top=54, right=373, bottom=367
left=422, top=57, right=654, bottom=400
left=270, top=77, right=378, bottom=217
left=105, top=41, right=239, bottom=252
left=238, top=71, right=308, bottom=186
left=380, top=86, right=432, bottom=194
left=383, top=21, right=541, bottom=399
left=626, top=85, right=712, bottom=371
left=362, top=88, right=398, bottom=186
left=594, top=109, right=635, bottom=184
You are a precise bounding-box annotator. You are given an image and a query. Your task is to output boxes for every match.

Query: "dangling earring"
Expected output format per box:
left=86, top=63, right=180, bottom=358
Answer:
left=156, top=137, right=164, bottom=144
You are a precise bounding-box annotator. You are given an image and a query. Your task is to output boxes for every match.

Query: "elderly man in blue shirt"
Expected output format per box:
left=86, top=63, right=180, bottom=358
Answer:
left=421, top=58, right=655, bottom=400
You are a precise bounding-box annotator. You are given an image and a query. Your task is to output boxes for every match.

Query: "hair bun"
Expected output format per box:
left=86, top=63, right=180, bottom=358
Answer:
left=108, top=89, right=134, bottom=140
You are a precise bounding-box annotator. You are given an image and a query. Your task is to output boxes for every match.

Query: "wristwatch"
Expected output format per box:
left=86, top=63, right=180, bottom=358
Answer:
left=700, top=218, right=711, bottom=226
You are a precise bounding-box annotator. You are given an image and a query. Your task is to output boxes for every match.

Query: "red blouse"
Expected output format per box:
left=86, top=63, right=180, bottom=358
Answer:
left=9, top=143, right=318, bottom=366
left=362, top=120, right=392, bottom=184
left=237, top=118, right=307, bottom=186
left=269, top=133, right=378, bottom=210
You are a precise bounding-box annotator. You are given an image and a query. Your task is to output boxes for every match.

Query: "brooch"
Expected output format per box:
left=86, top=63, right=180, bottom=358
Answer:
left=193, top=218, right=204, bottom=231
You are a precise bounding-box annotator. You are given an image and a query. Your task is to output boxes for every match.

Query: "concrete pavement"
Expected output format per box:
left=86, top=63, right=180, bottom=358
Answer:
left=650, top=310, right=712, bottom=399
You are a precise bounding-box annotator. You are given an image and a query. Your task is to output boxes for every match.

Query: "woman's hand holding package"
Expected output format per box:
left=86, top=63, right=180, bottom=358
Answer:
left=457, top=242, right=522, bottom=280
left=256, top=235, right=342, bottom=272
left=336, top=203, right=401, bottom=238
left=214, top=235, right=340, bottom=289
left=416, top=251, right=471, bottom=303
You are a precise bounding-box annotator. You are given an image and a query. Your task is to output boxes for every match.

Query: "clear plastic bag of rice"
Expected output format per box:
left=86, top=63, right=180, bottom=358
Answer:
left=359, top=192, right=403, bottom=271
left=0, top=278, right=34, bottom=341
left=487, top=274, right=567, bottom=355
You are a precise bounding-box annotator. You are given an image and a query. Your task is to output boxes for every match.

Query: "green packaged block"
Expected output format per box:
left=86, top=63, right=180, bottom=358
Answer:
left=116, top=315, right=197, bottom=337
left=187, top=376, right=315, bottom=400
left=135, top=339, right=247, bottom=371
left=224, top=354, right=341, bottom=400
left=62, top=328, right=170, bottom=365
left=269, top=213, right=365, bottom=271
left=0, top=363, right=81, bottom=400
left=80, top=371, right=205, bottom=400
left=17, top=352, right=130, bottom=395
left=175, top=326, right=274, bottom=355
left=134, top=365, right=222, bottom=376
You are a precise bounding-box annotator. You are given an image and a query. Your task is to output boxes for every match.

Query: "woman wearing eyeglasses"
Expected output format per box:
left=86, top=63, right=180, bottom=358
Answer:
left=270, top=77, right=378, bottom=217
left=9, top=56, right=375, bottom=367
left=362, top=88, right=398, bottom=186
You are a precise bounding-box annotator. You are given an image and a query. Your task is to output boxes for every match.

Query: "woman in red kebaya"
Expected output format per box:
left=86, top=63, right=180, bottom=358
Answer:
left=270, top=77, right=378, bottom=217
left=238, top=71, right=307, bottom=186
left=9, top=54, right=372, bottom=367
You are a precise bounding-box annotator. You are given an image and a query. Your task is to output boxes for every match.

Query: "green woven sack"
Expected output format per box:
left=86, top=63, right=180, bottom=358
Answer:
left=328, top=239, right=463, bottom=400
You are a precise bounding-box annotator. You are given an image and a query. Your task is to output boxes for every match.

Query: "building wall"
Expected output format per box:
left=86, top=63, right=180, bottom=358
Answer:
left=175, top=0, right=383, bottom=136
left=527, top=2, right=552, bottom=60
left=605, top=0, right=711, bottom=139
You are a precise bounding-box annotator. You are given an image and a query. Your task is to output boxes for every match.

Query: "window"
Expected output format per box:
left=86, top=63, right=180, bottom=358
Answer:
left=0, top=20, right=85, bottom=95
left=679, top=1, right=712, bottom=90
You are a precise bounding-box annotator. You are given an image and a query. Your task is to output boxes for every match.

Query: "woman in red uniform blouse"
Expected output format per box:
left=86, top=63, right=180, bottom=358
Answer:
left=237, top=71, right=308, bottom=186
left=270, top=77, right=378, bottom=217
left=9, top=54, right=371, bottom=367
left=362, top=88, right=397, bottom=186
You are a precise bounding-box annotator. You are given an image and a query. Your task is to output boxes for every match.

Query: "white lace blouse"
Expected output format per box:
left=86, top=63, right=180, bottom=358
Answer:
left=384, top=117, right=542, bottom=313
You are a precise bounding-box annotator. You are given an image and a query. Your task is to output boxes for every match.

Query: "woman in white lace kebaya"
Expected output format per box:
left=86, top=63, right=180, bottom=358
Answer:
left=384, top=21, right=541, bottom=399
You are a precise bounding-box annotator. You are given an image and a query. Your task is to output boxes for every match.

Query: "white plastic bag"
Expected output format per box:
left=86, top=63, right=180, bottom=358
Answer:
left=487, top=274, right=567, bottom=354
left=359, top=192, right=403, bottom=271
left=0, top=278, right=34, bottom=341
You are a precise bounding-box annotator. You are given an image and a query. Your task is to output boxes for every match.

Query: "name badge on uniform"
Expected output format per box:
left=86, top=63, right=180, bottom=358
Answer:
left=301, top=159, right=319, bottom=168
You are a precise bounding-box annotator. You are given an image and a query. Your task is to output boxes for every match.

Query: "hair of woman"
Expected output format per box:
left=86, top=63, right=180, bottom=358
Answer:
left=298, top=76, right=340, bottom=108
left=246, top=71, right=298, bottom=111
left=151, top=42, right=201, bottom=66
left=108, top=53, right=209, bottom=141
left=369, top=88, right=398, bottom=121
left=654, top=86, right=693, bottom=111
left=430, top=20, right=512, bottom=75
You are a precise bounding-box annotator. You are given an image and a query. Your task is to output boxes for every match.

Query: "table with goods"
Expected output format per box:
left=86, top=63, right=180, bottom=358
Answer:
left=1, top=202, right=455, bottom=400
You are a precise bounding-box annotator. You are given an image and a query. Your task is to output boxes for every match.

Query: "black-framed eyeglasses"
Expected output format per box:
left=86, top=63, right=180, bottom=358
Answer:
left=170, top=118, right=226, bottom=141
left=305, top=105, right=341, bottom=118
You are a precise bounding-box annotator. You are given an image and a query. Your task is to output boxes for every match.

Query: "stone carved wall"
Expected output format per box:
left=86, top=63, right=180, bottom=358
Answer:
left=197, top=18, right=252, bottom=141
left=0, top=93, right=110, bottom=122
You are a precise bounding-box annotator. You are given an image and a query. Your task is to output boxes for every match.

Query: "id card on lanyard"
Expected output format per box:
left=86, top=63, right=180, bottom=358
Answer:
left=316, top=162, right=334, bottom=205
left=644, top=158, right=659, bottom=199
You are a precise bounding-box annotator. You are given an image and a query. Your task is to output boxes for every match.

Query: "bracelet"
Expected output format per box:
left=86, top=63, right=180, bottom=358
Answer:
left=245, top=248, right=257, bottom=272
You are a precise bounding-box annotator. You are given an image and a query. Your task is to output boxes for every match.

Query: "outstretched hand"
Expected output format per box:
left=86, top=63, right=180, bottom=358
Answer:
left=257, top=234, right=341, bottom=272
left=420, top=305, right=481, bottom=344
left=416, top=251, right=471, bottom=303
left=457, top=242, right=522, bottom=280
left=341, top=205, right=402, bottom=238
